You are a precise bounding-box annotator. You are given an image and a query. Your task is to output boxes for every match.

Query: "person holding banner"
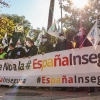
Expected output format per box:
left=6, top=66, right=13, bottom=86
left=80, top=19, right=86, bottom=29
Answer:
left=6, top=43, right=15, bottom=59
left=74, top=27, right=95, bottom=93
left=55, top=32, right=73, bottom=51
left=54, top=32, right=73, bottom=91
left=38, top=34, right=54, bottom=55
left=27, top=40, right=38, bottom=57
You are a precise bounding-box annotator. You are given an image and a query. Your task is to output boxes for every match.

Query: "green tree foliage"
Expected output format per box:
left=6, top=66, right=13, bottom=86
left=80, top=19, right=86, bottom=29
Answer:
left=57, top=0, right=100, bottom=41
left=0, top=14, right=31, bottom=44
left=62, top=0, right=100, bottom=32
left=65, top=29, right=76, bottom=41
left=0, top=16, right=14, bottom=40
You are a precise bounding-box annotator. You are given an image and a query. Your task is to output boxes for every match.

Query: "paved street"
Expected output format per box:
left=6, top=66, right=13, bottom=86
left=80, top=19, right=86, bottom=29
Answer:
left=60, top=96, right=100, bottom=100
left=0, top=87, right=100, bottom=100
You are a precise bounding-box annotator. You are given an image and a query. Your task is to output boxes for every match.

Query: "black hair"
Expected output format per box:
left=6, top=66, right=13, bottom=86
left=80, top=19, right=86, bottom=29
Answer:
left=9, top=43, right=15, bottom=48
left=29, top=40, right=34, bottom=44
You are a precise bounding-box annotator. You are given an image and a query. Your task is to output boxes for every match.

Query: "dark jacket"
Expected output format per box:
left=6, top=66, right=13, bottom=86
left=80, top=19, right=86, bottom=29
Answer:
left=4, top=46, right=8, bottom=53
left=14, top=47, right=26, bottom=59
left=6, top=49, right=15, bottom=59
left=38, top=41, right=54, bottom=54
left=55, top=39, right=73, bottom=51
left=27, top=45, right=38, bottom=56
left=23, top=45, right=29, bottom=57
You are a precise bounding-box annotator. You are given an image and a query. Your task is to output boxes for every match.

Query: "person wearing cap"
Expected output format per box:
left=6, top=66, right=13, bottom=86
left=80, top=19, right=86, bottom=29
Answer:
left=55, top=32, right=73, bottom=51
left=0, top=46, right=7, bottom=60
left=27, top=40, right=38, bottom=57
left=54, top=32, right=73, bottom=91
left=6, top=43, right=15, bottom=59
left=38, top=35, right=54, bottom=55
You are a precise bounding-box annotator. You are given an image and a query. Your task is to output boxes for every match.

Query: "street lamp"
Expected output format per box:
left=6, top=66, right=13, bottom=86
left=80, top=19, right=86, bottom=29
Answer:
left=59, top=0, right=63, bottom=31
left=59, top=0, right=67, bottom=31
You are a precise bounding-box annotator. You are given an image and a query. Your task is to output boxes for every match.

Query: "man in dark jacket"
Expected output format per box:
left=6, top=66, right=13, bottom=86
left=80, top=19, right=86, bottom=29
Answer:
left=38, top=34, right=54, bottom=54
left=55, top=32, right=73, bottom=51
left=6, top=43, right=15, bottom=59
left=54, top=32, right=73, bottom=91
left=27, top=40, right=38, bottom=57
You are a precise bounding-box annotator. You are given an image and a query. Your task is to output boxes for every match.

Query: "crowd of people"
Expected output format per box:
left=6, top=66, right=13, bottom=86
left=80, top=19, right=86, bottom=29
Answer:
left=0, top=27, right=98, bottom=93
left=0, top=27, right=93, bottom=60
left=0, top=39, right=38, bottom=59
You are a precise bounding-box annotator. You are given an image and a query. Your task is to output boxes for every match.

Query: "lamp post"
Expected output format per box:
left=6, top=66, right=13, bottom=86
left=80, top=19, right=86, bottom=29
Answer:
left=59, top=0, right=63, bottom=31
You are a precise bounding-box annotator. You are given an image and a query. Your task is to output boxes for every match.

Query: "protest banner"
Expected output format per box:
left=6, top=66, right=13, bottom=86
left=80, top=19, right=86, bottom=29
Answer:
left=0, top=46, right=100, bottom=86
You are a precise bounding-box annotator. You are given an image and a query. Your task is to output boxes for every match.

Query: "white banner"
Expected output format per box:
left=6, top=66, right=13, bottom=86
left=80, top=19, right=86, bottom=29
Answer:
left=0, top=45, right=100, bottom=86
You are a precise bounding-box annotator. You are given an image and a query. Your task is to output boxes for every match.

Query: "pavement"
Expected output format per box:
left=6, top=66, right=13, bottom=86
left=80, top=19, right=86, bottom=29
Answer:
left=0, top=87, right=100, bottom=100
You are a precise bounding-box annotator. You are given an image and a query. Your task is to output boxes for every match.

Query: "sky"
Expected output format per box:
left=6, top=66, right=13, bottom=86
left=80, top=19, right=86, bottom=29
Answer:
left=0, top=0, right=65, bottom=30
